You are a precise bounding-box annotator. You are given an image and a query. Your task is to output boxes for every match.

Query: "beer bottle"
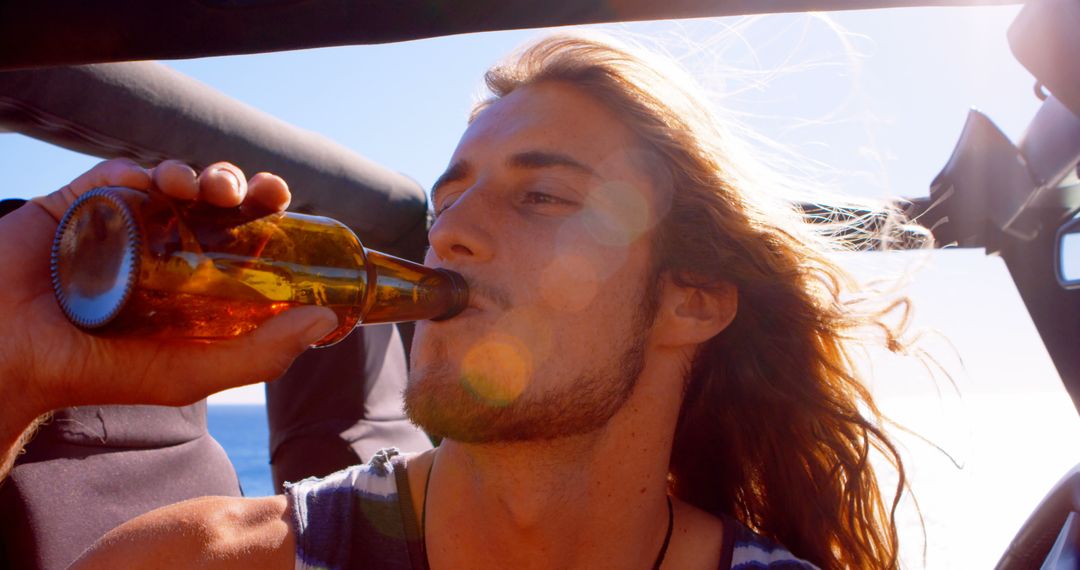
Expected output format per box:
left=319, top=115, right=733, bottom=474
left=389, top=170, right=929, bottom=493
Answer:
left=50, top=186, right=467, bottom=347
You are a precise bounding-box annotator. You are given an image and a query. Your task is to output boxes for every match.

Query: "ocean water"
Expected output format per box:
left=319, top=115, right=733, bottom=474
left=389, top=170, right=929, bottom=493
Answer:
left=207, top=404, right=275, bottom=497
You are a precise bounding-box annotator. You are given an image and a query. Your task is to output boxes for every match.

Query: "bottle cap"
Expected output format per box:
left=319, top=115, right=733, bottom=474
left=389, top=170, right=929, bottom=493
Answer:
left=51, top=188, right=142, bottom=329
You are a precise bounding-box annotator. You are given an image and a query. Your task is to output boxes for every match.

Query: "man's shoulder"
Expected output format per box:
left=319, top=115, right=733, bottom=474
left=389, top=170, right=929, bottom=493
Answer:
left=286, top=447, right=422, bottom=569
left=70, top=495, right=294, bottom=569
left=285, top=447, right=408, bottom=503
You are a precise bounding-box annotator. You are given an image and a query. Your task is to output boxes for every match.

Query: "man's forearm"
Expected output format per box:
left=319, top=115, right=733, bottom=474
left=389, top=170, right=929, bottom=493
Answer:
left=1, top=411, right=49, bottom=483
left=0, top=198, right=40, bottom=482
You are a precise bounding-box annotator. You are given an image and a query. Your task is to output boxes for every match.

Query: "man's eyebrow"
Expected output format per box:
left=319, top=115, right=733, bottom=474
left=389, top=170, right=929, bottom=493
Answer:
left=430, top=151, right=596, bottom=206
left=508, top=151, right=597, bottom=176
left=431, top=160, right=470, bottom=206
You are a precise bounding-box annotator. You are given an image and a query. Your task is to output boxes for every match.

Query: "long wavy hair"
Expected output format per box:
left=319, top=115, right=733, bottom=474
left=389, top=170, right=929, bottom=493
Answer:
left=473, top=32, right=925, bottom=569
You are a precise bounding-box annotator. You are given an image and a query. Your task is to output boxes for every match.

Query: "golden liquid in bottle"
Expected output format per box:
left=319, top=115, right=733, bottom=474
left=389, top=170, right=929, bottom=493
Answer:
left=52, top=187, right=466, bottom=346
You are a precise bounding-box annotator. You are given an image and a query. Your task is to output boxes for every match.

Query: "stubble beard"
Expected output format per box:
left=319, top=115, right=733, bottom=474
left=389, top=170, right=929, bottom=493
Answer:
left=404, top=311, right=652, bottom=444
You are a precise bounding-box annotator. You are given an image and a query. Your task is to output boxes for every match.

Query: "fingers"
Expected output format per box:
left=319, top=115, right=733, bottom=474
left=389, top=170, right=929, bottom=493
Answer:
left=36, top=158, right=293, bottom=225
left=243, top=172, right=291, bottom=215
left=197, top=162, right=248, bottom=208
left=69, top=158, right=153, bottom=195
left=151, top=160, right=198, bottom=200
left=31, top=158, right=151, bottom=221
left=179, top=163, right=291, bottom=214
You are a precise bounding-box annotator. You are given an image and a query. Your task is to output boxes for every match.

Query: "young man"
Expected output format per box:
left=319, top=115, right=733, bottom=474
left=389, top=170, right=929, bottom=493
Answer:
left=1, top=34, right=909, bottom=568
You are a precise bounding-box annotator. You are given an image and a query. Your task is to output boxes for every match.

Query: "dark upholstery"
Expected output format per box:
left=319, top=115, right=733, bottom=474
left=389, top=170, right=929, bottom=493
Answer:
left=0, top=403, right=241, bottom=570
left=0, top=0, right=1022, bottom=70
left=0, top=63, right=428, bottom=252
left=267, top=323, right=432, bottom=491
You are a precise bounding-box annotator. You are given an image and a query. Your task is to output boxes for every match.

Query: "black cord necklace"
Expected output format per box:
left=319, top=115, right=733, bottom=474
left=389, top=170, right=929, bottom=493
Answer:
left=420, top=453, right=675, bottom=569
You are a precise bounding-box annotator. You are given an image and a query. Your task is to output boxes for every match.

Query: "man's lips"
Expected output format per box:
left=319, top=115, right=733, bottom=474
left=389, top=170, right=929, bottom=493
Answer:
left=463, top=298, right=491, bottom=314
left=466, top=297, right=493, bottom=312
left=431, top=267, right=510, bottom=315
left=428, top=304, right=480, bottom=325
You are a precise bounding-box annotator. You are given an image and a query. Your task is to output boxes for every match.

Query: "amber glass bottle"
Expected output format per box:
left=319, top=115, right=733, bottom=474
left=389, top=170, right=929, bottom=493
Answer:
left=51, top=187, right=467, bottom=347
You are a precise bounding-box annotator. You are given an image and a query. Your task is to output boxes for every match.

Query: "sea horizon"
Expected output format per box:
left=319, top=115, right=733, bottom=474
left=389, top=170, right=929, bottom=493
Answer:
left=207, top=404, right=274, bottom=498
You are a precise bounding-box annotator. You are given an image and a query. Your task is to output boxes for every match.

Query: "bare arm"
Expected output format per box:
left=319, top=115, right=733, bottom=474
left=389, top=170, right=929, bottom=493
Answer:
left=70, top=495, right=295, bottom=569
left=0, top=412, right=49, bottom=485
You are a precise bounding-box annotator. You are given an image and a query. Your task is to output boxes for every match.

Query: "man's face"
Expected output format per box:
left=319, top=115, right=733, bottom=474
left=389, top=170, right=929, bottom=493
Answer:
left=406, top=81, right=671, bottom=442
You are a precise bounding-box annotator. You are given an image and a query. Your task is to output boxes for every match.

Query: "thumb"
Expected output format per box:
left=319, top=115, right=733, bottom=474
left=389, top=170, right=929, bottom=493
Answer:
left=228, top=305, right=339, bottom=384
left=253, top=305, right=341, bottom=355
left=151, top=306, right=340, bottom=403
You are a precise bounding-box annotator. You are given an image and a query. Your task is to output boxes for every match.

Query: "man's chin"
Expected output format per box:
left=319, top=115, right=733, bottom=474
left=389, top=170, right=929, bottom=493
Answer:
left=404, top=366, right=634, bottom=444
left=405, top=312, right=650, bottom=444
left=403, top=374, right=545, bottom=443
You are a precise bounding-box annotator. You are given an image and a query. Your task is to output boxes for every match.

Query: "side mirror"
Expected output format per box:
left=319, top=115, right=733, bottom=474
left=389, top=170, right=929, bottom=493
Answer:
left=1057, top=216, right=1080, bottom=289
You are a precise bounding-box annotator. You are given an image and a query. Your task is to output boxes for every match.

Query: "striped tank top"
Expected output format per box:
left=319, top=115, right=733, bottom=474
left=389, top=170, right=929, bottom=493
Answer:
left=286, top=448, right=819, bottom=570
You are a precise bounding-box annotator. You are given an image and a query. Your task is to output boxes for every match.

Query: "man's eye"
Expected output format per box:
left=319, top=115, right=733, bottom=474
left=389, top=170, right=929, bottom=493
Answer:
left=522, top=192, right=573, bottom=206
left=433, top=195, right=458, bottom=218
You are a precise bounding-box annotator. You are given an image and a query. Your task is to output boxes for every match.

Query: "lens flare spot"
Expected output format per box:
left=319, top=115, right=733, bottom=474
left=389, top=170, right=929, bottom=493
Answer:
left=585, top=180, right=653, bottom=247
left=493, top=307, right=555, bottom=363
left=460, top=335, right=533, bottom=407
left=554, top=223, right=628, bottom=282
left=539, top=254, right=600, bottom=312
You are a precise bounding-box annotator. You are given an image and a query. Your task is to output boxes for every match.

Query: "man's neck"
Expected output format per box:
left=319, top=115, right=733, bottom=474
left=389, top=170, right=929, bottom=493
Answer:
left=417, top=354, right=690, bottom=569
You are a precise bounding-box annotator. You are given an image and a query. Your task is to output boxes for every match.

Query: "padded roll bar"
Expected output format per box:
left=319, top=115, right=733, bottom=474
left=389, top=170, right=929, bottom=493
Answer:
left=0, top=63, right=428, bottom=251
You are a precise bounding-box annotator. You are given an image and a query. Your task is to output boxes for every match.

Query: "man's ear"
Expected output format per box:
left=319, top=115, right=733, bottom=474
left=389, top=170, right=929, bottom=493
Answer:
left=652, top=275, right=737, bottom=349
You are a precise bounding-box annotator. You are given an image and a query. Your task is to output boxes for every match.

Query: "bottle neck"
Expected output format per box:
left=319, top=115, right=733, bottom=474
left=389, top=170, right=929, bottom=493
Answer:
left=429, top=268, right=468, bottom=321
left=361, top=249, right=469, bottom=325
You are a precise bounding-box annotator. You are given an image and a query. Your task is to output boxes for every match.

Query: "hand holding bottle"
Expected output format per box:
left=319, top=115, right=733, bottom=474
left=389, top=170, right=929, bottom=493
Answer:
left=52, top=175, right=465, bottom=346
left=1, top=159, right=339, bottom=479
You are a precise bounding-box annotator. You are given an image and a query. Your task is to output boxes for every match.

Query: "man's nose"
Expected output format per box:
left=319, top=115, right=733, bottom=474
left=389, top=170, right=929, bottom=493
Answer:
left=427, top=187, right=495, bottom=264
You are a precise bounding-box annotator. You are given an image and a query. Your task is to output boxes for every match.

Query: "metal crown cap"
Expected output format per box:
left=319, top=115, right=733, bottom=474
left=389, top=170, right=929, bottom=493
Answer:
left=50, top=187, right=142, bottom=329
